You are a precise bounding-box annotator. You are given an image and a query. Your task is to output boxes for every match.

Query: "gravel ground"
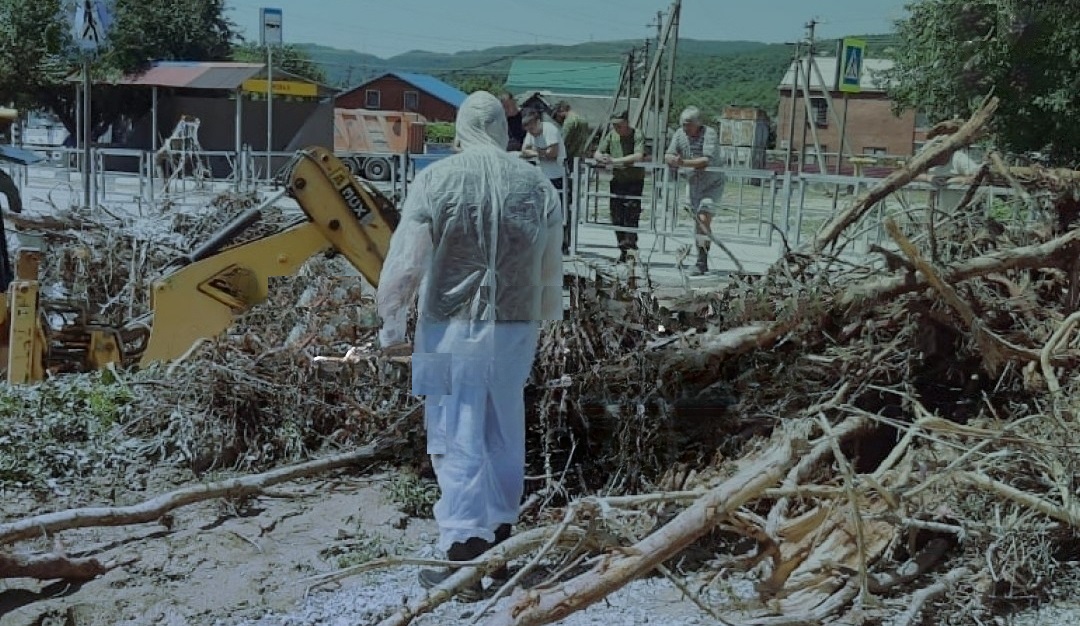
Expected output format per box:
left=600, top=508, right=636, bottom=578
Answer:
left=998, top=600, right=1080, bottom=626
left=216, top=561, right=1080, bottom=626
left=217, top=547, right=754, bottom=626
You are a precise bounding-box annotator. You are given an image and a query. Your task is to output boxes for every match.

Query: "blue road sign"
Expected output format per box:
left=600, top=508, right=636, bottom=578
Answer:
left=72, top=0, right=113, bottom=52
left=261, top=7, right=283, bottom=47
left=839, top=38, right=866, bottom=94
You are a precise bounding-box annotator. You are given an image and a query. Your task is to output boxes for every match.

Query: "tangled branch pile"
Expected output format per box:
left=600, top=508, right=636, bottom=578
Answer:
left=468, top=98, right=1080, bottom=626
left=1, top=192, right=422, bottom=485
left=8, top=98, right=1080, bottom=625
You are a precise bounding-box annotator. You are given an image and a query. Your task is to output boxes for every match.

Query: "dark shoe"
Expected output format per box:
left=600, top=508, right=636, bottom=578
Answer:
left=418, top=537, right=489, bottom=601
left=489, top=524, right=512, bottom=584
left=694, top=247, right=709, bottom=275
left=418, top=569, right=483, bottom=601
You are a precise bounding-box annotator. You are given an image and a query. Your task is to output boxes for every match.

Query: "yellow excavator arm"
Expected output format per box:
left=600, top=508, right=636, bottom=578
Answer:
left=1, top=146, right=400, bottom=382
left=137, top=146, right=398, bottom=366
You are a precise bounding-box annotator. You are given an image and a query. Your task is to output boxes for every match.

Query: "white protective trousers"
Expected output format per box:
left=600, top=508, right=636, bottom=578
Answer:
left=418, top=320, right=539, bottom=549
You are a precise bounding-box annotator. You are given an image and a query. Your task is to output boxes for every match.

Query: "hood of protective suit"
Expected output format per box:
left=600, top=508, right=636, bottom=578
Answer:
left=376, top=91, right=564, bottom=346
left=454, top=91, right=508, bottom=151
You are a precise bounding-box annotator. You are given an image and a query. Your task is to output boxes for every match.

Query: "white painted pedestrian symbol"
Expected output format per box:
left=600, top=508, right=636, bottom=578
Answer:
left=839, top=38, right=866, bottom=94
left=81, top=0, right=100, bottom=43
left=844, top=48, right=861, bottom=82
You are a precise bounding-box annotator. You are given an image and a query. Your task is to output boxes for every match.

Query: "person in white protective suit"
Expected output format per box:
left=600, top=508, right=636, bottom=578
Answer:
left=376, top=91, right=564, bottom=600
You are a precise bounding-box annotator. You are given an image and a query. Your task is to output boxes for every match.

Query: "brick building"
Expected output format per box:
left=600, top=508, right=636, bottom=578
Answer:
left=775, top=56, right=927, bottom=171
left=336, top=72, right=466, bottom=122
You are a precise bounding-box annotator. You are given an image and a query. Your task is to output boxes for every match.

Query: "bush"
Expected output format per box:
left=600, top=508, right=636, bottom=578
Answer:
left=425, top=122, right=455, bottom=145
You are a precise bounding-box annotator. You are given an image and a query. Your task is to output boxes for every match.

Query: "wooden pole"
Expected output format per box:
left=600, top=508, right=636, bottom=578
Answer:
left=784, top=42, right=801, bottom=173
left=658, top=0, right=680, bottom=155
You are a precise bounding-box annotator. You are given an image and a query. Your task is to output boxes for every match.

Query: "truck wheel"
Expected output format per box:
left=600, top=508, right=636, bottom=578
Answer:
left=344, top=156, right=363, bottom=177
left=362, top=157, right=391, bottom=182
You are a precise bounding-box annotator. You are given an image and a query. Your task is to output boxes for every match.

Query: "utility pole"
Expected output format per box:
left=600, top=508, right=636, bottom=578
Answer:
left=795, top=19, right=830, bottom=174
left=267, top=44, right=273, bottom=181
left=260, top=7, right=283, bottom=183
left=798, top=20, right=815, bottom=173
left=632, top=1, right=680, bottom=161
left=651, top=10, right=663, bottom=43
left=659, top=0, right=681, bottom=156
left=647, top=11, right=663, bottom=151
left=783, top=41, right=800, bottom=173
left=82, top=57, right=92, bottom=207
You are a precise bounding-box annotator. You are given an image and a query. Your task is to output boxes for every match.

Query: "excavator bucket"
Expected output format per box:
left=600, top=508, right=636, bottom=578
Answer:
left=287, top=146, right=399, bottom=286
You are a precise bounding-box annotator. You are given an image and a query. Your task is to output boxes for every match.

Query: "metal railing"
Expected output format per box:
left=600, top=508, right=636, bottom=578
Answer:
left=9, top=143, right=1027, bottom=271
left=572, top=159, right=784, bottom=254
left=568, top=158, right=1024, bottom=264
left=11, top=145, right=416, bottom=209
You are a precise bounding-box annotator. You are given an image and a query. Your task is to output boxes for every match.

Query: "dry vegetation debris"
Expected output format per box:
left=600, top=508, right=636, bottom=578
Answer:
left=5, top=97, right=1080, bottom=625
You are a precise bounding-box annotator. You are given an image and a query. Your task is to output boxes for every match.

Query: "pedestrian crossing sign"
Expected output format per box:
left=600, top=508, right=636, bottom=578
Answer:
left=839, top=38, right=866, bottom=93
left=72, top=0, right=113, bottom=52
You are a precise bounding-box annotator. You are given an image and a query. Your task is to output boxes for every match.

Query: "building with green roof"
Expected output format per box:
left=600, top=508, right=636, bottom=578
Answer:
left=505, top=59, right=622, bottom=97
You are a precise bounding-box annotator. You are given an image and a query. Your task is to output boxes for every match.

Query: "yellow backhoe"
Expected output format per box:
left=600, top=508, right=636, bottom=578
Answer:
left=0, top=146, right=399, bottom=384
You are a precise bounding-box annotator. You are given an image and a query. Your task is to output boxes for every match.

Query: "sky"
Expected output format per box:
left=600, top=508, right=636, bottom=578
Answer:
left=225, top=0, right=912, bottom=59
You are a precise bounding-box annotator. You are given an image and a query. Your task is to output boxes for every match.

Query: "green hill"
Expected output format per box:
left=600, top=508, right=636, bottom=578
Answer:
left=300, top=37, right=890, bottom=122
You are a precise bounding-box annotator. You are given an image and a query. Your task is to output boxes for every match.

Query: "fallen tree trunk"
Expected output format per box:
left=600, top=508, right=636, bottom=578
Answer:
left=0, top=550, right=109, bottom=581
left=0, top=427, right=408, bottom=548
left=811, top=96, right=999, bottom=255
left=654, top=228, right=1080, bottom=373
left=377, top=526, right=611, bottom=626
left=838, top=228, right=1080, bottom=310
left=651, top=321, right=782, bottom=361
left=480, top=423, right=810, bottom=626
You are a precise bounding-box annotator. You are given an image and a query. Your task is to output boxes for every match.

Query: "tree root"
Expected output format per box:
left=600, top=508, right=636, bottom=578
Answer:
left=811, top=96, right=998, bottom=254
left=0, top=550, right=110, bottom=582
left=887, top=567, right=972, bottom=626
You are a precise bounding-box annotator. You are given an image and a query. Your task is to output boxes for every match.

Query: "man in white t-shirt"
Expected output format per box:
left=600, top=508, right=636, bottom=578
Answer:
left=521, top=107, right=569, bottom=253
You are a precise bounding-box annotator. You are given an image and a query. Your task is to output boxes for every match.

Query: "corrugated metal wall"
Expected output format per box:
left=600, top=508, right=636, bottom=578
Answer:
left=110, top=91, right=331, bottom=177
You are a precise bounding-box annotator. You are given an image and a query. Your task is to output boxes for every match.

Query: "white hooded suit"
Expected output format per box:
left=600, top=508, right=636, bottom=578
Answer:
left=377, top=91, right=564, bottom=550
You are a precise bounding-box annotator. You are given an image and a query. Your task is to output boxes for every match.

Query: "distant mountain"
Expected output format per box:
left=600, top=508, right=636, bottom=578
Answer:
left=300, top=39, right=786, bottom=89
left=299, top=44, right=388, bottom=86
left=299, top=36, right=893, bottom=121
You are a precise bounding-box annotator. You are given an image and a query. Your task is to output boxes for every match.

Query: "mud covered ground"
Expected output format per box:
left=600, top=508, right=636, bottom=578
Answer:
left=0, top=471, right=730, bottom=626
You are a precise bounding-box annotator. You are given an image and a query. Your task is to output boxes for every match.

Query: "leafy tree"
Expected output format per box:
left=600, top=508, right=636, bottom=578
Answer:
left=442, top=74, right=505, bottom=96
left=0, top=0, right=70, bottom=111
left=232, top=43, right=326, bottom=85
left=107, top=0, right=233, bottom=71
left=885, top=0, right=1080, bottom=164
left=0, top=0, right=236, bottom=140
